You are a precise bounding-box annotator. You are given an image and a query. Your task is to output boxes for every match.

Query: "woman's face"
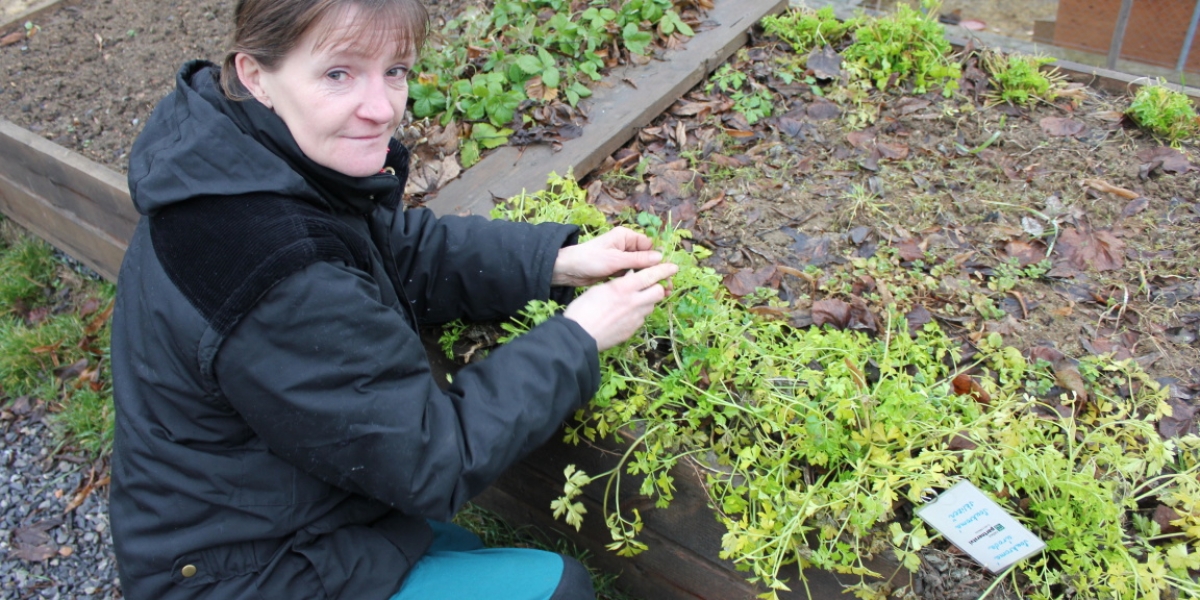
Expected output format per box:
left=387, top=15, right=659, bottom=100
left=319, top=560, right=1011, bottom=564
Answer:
left=238, top=6, right=414, bottom=177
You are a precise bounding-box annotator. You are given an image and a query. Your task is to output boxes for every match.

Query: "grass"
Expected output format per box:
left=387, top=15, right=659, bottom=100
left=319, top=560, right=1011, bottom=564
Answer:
left=0, top=219, right=116, bottom=457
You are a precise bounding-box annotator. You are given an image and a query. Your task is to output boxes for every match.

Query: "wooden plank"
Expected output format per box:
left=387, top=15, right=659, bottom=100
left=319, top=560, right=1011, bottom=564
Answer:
left=480, top=430, right=907, bottom=599
left=423, top=0, right=789, bottom=218
left=0, top=118, right=133, bottom=280
left=0, top=0, right=66, bottom=33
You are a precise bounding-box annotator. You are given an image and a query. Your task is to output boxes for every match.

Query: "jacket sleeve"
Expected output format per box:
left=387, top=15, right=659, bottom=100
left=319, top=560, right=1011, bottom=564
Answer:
left=385, top=207, right=579, bottom=324
left=213, top=260, right=601, bottom=520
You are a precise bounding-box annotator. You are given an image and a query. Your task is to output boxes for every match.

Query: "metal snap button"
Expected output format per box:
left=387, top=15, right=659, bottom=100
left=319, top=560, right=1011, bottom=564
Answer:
left=181, top=564, right=197, bottom=578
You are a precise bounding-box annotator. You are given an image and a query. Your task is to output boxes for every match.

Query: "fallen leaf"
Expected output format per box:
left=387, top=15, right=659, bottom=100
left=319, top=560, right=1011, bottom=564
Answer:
left=806, top=100, right=840, bottom=121
left=649, top=170, right=701, bottom=201
left=11, top=519, right=62, bottom=562
left=1054, top=364, right=1089, bottom=405
left=722, top=267, right=775, bottom=297
left=1120, top=197, right=1150, bottom=218
left=1153, top=504, right=1183, bottom=534
left=952, top=373, right=992, bottom=405
left=806, top=45, right=842, bottom=80
left=1055, top=227, right=1125, bottom=272
left=846, top=130, right=875, bottom=151
left=812, top=298, right=851, bottom=329
left=1080, top=178, right=1139, bottom=199
left=1158, top=397, right=1198, bottom=439
left=1137, top=146, right=1193, bottom=176
left=1, top=31, right=23, bottom=47
left=876, top=141, right=909, bottom=160
left=894, top=97, right=931, bottom=116
left=948, top=432, right=978, bottom=451
left=1002, top=239, right=1047, bottom=267
left=1040, top=116, right=1085, bottom=137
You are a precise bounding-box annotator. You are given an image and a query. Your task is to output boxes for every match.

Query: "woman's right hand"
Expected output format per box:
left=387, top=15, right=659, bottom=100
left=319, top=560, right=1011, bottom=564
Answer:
left=562, top=262, right=678, bottom=352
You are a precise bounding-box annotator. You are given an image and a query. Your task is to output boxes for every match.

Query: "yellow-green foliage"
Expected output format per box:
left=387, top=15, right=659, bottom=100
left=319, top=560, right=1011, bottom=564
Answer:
left=494, top=174, right=1200, bottom=600
left=761, top=6, right=858, bottom=54
left=984, top=51, right=1062, bottom=106
left=841, top=3, right=961, bottom=95
left=1127, top=82, right=1199, bottom=144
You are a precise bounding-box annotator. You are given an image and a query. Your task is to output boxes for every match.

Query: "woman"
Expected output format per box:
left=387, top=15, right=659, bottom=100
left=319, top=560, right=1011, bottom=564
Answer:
left=108, top=0, right=677, bottom=598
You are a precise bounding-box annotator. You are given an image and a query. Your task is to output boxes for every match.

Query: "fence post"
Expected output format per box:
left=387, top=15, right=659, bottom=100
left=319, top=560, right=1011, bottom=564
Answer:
left=1107, top=0, right=1136, bottom=70
left=1178, top=0, right=1200, bottom=80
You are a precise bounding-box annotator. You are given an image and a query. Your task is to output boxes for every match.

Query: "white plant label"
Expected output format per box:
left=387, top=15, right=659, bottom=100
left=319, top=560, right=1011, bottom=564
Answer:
left=916, top=480, right=1046, bottom=572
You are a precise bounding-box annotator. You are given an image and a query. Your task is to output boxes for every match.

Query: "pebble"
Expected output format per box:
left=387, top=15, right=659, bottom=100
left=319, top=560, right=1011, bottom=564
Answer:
left=0, top=403, right=121, bottom=599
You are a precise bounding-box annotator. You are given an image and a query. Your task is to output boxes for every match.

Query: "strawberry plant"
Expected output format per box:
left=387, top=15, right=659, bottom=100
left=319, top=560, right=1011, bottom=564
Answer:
left=475, top=174, right=1200, bottom=600
left=411, top=0, right=699, bottom=167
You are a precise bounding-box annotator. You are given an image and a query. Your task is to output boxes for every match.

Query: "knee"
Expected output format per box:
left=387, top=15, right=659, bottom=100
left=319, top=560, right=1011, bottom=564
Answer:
left=548, top=555, right=595, bottom=600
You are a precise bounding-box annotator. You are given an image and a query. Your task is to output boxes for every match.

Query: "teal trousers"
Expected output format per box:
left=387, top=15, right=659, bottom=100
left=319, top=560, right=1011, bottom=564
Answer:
left=389, top=520, right=592, bottom=600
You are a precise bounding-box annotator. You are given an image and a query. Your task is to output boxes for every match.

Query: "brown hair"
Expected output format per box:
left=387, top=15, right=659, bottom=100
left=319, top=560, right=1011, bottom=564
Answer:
left=220, top=0, right=429, bottom=99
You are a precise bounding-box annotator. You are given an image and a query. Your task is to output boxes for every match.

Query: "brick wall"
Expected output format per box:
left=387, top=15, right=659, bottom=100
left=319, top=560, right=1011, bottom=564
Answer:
left=1053, top=0, right=1200, bottom=73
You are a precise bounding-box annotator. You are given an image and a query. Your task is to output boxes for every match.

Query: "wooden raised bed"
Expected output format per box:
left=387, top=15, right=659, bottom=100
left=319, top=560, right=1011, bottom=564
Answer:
left=3, top=0, right=1200, bottom=597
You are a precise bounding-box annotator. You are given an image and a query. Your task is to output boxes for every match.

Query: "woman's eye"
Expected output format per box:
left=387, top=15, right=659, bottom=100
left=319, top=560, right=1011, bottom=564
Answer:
left=387, top=67, right=409, bottom=78
left=326, top=70, right=348, bottom=81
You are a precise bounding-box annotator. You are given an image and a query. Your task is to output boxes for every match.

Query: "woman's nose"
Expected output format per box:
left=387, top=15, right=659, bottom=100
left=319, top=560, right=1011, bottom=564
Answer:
left=357, top=76, right=396, bottom=123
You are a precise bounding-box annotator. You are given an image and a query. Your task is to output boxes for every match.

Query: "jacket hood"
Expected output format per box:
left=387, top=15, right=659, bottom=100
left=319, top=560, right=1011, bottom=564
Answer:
left=127, top=60, right=404, bottom=216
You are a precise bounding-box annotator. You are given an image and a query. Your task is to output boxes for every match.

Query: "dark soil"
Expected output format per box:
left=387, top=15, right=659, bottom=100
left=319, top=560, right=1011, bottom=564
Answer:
left=3, top=1, right=1200, bottom=599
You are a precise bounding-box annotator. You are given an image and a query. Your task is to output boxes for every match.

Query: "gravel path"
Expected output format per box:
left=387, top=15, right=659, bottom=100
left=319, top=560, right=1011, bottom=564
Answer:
left=1, top=396, right=121, bottom=599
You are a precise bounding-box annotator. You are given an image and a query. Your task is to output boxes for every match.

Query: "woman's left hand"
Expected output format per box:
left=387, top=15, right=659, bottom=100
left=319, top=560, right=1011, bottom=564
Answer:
left=552, top=227, right=664, bottom=287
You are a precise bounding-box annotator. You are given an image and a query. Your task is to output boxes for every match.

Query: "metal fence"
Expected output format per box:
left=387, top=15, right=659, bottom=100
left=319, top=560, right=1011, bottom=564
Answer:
left=823, top=0, right=1200, bottom=83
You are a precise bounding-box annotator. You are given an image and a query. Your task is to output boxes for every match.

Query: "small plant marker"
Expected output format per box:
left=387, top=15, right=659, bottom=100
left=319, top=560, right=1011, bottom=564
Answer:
left=916, top=480, right=1046, bottom=573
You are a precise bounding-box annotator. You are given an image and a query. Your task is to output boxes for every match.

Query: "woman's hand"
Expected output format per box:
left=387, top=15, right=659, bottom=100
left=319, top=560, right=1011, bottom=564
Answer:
left=552, top=227, right=664, bottom=288
left=563, top=262, right=678, bottom=352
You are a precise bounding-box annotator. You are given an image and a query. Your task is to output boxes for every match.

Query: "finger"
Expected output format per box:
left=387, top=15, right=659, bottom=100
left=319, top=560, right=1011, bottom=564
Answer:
left=609, top=249, right=663, bottom=271
left=619, top=263, right=678, bottom=291
left=609, top=227, right=654, bottom=252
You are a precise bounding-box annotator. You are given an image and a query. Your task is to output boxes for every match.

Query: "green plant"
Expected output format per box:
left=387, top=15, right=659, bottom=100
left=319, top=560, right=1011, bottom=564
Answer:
left=1126, top=81, right=1200, bottom=144
left=982, top=51, right=1063, bottom=106
left=840, top=1, right=961, bottom=95
left=0, top=226, right=116, bottom=457
left=760, top=6, right=858, bottom=55
left=707, top=61, right=775, bottom=125
left=412, top=0, right=697, bottom=160
left=491, top=172, right=1200, bottom=600
left=0, top=234, right=57, bottom=311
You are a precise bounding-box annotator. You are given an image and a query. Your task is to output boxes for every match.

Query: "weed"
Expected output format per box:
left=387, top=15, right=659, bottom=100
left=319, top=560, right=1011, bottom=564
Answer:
left=840, top=1, right=960, bottom=95
left=981, top=51, right=1063, bottom=107
left=0, top=234, right=57, bottom=312
left=1126, top=81, right=1199, bottom=145
left=0, top=226, right=115, bottom=458
left=760, top=6, right=858, bottom=55
left=707, top=60, right=775, bottom=125
left=489, top=172, right=1200, bottom=600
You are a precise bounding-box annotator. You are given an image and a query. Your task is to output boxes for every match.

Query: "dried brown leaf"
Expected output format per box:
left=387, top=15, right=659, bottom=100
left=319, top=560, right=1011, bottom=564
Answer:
left=812, top=298, right=851, bottom=329
left=1040, top=116, right=1085, bottom=137
left=1080, top=178, right=1139, bottom=199
left=722, top=267, right=775, bottom=297
left=1055, top=227, right=1125, bottom=272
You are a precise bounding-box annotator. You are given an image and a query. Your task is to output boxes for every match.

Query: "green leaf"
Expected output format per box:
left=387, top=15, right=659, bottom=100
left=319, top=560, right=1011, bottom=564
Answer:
left=471, top=123, right=513, bottom=149
left=537, top=46, right=555, bottom=68
left=622, top=23, right=652, bottom=55
left=515, top=55, right=543, bottom=75
left=460, top=139, right=481, bottom=169
left=542, top=66, right=561, bottom=89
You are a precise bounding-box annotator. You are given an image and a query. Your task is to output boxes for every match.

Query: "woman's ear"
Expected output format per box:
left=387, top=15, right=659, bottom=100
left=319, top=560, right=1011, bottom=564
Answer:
left=234, top=53, right=273, bottom=109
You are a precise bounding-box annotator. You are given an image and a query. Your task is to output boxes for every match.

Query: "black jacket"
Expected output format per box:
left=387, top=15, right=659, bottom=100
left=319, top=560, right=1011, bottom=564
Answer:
left=110, top=60, right=600, bottom=600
